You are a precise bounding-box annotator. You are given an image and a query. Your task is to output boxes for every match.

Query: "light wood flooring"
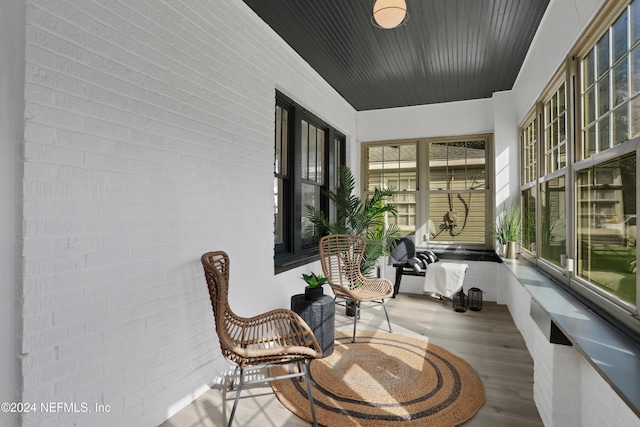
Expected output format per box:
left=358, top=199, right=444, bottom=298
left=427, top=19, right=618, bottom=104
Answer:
left=160, top=293, right=543, bottom=427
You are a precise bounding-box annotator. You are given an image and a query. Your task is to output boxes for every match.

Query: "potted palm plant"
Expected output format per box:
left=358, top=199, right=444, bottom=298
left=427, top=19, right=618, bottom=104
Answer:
left=301, top=272, right=328, bottom=300
left=306, top=166, right=401, bottom=275
left=306, top=166, right=401, bottom=315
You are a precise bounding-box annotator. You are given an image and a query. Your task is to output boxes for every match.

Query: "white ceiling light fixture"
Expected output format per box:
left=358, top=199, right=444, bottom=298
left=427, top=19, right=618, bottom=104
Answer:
left=372, top=0, right=408, bottom=29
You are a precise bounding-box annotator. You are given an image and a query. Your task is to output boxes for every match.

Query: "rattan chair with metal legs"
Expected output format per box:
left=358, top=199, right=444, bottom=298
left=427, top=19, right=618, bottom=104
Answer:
left=201, top=251, right=322, bottom=427
left=318, top=235, right=394, bottom=343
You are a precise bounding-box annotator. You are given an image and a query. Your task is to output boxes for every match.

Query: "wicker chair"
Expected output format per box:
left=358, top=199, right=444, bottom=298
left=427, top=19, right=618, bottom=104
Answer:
left=318, top=234, right=394, bottom=343
left=201, top=251, right=322, bottom=427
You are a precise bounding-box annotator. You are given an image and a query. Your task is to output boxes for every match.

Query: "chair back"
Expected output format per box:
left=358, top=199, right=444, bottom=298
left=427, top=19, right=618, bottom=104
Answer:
left=319, top=234, right=366, bottom=289
left=201, top=251, right=237, bottom=361
left=201, top=251, right=230, bottom=316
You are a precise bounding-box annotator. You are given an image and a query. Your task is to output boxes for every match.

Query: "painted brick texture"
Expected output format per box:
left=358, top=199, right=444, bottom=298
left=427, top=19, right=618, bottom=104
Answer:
left=21, top=0, right=356, bottom=426
left=0, top=2, right=25, bottom=427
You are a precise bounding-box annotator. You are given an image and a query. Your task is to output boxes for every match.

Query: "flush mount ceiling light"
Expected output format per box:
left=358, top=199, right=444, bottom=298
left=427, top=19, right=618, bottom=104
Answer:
left=372, top=0, right=408, bottom=29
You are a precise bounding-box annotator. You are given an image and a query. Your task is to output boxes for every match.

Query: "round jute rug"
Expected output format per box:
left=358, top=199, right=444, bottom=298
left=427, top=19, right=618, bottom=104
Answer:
left=270, top=332, right=484, bottom=427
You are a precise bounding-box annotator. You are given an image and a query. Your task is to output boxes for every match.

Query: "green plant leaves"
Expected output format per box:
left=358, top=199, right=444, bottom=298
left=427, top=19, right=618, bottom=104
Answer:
left=305, top=166, right=401, bottom=275
left=301, top=272, right=329, bottom=288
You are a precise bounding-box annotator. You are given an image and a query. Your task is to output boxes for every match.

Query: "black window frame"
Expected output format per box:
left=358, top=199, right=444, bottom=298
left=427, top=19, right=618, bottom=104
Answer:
left=274, top=92, right=345, bottom=273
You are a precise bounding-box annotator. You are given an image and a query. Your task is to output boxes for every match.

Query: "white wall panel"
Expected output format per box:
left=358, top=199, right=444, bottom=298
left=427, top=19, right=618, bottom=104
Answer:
left=357, top=97, right=493, bottom=143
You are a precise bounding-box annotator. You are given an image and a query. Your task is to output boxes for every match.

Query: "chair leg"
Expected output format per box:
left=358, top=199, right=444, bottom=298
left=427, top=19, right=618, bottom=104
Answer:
left=302, top=361, right=318, bottom=427
left=393, top=266, right=403, bottom=297
left=228, top=367, right=245, bottom=427
left=382, top=300, right=393, bottom=333
left=297, top=360, right=304, bottom=382
left=352, top=301, right=359, bottom=343
left=228, top=366, right=239, bottom=390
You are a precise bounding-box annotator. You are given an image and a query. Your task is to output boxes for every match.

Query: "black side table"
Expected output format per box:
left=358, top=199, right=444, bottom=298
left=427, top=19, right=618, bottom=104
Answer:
left=291, top=294, right=335, bottom=357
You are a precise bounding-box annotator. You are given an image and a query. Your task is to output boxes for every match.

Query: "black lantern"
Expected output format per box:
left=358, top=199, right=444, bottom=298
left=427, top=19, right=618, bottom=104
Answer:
left=453, top=290, right=467, bottom=312
left=468, top=287, right=483, bottom=311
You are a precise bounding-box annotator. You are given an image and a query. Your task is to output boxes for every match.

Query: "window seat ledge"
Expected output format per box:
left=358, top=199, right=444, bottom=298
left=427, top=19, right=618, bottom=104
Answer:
left=502, top=258, right=640, bottom=418
left=433, top=248, right=502, bottom=262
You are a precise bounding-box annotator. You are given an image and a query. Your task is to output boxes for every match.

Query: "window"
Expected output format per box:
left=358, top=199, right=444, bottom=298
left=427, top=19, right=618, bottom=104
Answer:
left=574, top=1, right=639, bottom=317
left=581, top=2, right=640, bottom=160
left=300, top=119, right=326, bottom=247
left=274, top=103, right=289, bottom=252
left=539, top=82, right=568, bottom=264
left=274, top=93, right=344, bottom=272
left=520, top=113, right=539, bottom=254
left=365, top=144, right=417, bottom=235
left=539, top=176, right=566, bottom=267
left=521, top=187, right=537, bottom=253
left=363, top=136, right=491, bottom=248
left=544, top=82, right=567, bottom=173
left=519, top=0, right=640, bottom=332
left=428, top=140, right=487, bottom=244
left=522, top=117, right=537, bottom=184
left=576, top=154, right=636, bottom=306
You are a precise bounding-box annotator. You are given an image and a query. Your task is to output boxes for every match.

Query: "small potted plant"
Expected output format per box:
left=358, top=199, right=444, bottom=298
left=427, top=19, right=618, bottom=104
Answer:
left=494, top=201, right=522, bottom=259
left=301, top=272, right=329, bottom=300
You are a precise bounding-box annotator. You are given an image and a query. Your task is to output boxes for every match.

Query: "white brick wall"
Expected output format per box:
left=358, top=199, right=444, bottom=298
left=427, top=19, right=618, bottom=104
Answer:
left=580, top=357, right=640, bottom=427
left=20, top=0, right=356, bottom=426
left=0, top=1, right=25, bottom=427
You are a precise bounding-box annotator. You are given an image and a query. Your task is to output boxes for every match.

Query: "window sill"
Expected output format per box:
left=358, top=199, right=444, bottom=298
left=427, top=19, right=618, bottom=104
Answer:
left=432, top=248, right=503, bottom=262
left=275, top=252, right=319, bottom=274
left=502, top=258, right=640, bottom=417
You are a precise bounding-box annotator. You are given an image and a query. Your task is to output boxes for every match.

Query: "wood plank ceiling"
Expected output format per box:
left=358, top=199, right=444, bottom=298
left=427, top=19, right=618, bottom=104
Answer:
left=242, top=0, right=550, bottom=111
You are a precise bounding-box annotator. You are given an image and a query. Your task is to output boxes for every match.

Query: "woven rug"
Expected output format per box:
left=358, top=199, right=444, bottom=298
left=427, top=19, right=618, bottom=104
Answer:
left=271, top=332, right=484, bottom=427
